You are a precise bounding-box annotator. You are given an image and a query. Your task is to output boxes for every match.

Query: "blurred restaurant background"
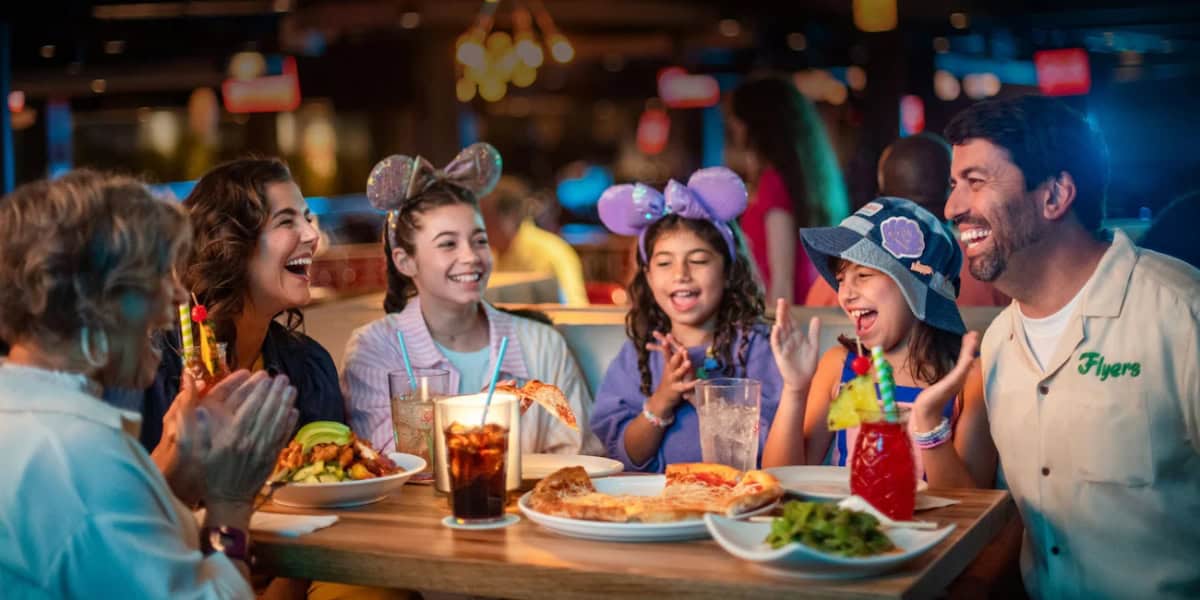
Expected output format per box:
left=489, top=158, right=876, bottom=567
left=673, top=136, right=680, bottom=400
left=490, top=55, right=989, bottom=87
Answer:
left=3, top=0, right=1199, bottom=306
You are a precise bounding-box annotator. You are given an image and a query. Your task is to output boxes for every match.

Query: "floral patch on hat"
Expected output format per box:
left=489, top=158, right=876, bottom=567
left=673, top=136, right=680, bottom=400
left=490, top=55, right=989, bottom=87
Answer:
left=880, top=216, right=925, bottom=259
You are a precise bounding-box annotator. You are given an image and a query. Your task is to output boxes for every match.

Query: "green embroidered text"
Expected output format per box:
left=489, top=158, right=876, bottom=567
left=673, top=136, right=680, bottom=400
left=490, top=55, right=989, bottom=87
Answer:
left=1078, top=351, right=1140, bottom=381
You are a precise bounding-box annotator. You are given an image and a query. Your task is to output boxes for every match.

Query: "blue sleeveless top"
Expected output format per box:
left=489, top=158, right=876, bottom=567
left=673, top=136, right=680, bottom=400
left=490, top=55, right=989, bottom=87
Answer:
left=827, top=351, right=957, bottom=469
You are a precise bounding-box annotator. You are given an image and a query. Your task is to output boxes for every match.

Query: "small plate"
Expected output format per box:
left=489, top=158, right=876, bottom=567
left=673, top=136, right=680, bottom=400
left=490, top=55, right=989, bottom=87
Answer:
left=518, top=475, right=777, bottom=542
left=521, top=454, right=624, bottom=480
left=766, top=466, right=927, bottom=501
left=271, top=452, right=426, bottom=509
left=442, top=514, right=520, bottom=530
left=705, top=513, right=955, bottom=579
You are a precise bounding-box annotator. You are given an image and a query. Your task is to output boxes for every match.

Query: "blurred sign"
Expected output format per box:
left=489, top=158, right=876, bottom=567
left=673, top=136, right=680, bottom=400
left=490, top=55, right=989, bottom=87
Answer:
left=7, top=90, right=23, bottom=113
left=657, top=67, right=719, bottom=109
left=1035, top=49, right=1091, bottom=96
left=637, top=108, right=670, bottom=155
left=899, top=95, right=925, bottom=136
left=222, top=56, right=302, bottom=113
left=46, top=99, right=72, bottom=178
left=557, top=164, right=613, bottom=213
left=853, top=0, right=897, bottom=33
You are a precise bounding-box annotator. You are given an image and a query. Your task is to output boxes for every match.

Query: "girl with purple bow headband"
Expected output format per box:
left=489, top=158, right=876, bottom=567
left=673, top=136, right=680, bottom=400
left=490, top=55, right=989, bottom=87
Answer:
left=589, top=167, right=787, bottom=472
left=340, top=143, right=602, bottom=458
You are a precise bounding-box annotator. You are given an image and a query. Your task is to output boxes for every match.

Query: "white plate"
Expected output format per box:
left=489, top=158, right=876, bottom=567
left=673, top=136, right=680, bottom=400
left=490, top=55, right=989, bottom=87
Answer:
left=705, top=513, right=955, bottom=579
left=271, top=452, right=427, bottom=509
left=765, top=466, right=927, bottom=501
left=518, top=475, right=777, bottom=542
left=521, top=454, right=624, bottom=480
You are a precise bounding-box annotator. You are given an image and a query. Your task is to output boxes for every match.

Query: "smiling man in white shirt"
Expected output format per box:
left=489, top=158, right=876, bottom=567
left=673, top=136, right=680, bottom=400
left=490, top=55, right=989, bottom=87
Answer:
left=942, top=95, right=1200, bottom=600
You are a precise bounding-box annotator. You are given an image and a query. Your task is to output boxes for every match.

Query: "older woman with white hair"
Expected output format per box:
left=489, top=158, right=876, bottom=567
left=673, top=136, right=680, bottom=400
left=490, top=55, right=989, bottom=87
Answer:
left=0, top=170, right=297, bottom=598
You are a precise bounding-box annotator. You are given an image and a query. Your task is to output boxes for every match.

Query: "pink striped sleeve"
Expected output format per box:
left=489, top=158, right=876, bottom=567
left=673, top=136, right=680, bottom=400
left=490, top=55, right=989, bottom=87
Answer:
left=341, top=319, right=399, bottom=452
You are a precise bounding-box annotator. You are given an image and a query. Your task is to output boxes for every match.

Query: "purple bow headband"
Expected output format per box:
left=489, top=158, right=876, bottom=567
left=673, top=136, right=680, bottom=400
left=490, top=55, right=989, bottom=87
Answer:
left=366, top=142, right=503, bottom=246
left=597, top=166, right=748, bottom=261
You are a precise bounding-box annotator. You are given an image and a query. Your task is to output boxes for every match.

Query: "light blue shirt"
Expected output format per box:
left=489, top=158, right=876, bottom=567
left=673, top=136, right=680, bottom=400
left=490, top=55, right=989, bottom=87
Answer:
left=0, top=364, right=251, bottom=598
left=434, top=342, right=492, bottom=394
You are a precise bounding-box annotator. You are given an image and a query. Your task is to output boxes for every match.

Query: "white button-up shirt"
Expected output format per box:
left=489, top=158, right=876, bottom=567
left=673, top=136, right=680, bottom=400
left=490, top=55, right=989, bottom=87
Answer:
left=0, top=364, right=251, bottom=599
left=982, top=232, right=1200, bottom=599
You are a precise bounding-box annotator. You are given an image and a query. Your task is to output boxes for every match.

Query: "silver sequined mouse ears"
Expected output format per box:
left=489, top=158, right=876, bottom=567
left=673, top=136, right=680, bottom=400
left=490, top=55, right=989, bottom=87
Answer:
left=366, top=142, right=503, bottom=211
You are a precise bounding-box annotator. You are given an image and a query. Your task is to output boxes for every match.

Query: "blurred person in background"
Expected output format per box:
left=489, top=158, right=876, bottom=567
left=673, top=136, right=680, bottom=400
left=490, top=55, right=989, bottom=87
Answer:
left=1137, top=191, right=1200, bottom=270
left=479, top=175, right=589, bottom=306
left=0, top=170, right=297, bottom=598
left=727, top=74, right=851, bottom=305
left=805, top=132, right=1009, bottom=307
left=122, top=158, right=346, bottom=454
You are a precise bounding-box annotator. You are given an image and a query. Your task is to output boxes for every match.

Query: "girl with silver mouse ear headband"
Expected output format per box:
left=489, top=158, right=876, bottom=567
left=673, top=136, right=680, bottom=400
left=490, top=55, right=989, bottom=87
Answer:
left=367, top=142, right=503, bottom=249
left=345, top=142, right=603, bottom=458
left=366, top=142, right=503, bottom=315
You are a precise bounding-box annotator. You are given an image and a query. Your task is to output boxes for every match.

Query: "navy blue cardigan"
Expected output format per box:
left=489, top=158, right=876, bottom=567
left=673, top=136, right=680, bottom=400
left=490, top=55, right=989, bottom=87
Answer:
left=130, top=321, right=346, bottom=452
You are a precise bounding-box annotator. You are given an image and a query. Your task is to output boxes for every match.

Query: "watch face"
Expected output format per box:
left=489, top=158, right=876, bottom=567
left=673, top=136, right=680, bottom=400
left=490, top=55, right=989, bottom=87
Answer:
left=205, top=526, right=248, bottom=560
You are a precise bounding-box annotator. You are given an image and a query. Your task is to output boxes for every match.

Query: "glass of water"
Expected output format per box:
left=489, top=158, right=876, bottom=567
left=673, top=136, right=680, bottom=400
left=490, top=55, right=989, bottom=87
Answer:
left=389, top=369, right=449, bottom=482
left=695, top=377, right=762, bottom=471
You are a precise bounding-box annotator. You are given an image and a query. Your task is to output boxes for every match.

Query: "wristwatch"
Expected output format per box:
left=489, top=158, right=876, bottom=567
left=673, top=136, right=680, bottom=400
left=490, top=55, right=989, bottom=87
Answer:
left=201, top=526, right=250, bottom=563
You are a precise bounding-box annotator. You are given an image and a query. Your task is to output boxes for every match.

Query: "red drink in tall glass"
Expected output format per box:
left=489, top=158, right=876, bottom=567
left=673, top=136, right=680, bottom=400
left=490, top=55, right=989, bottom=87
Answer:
left=850, top=419, right=917, bottom=520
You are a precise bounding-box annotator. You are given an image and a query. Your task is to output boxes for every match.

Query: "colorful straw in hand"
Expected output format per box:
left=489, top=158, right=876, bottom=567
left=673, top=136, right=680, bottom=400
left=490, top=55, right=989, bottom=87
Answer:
left=870, top=345, right=899, bottom=422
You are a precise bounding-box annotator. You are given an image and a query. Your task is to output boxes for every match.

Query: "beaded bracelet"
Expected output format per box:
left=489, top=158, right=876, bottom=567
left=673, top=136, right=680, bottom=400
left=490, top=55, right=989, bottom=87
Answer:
left=642, top=406, right=675, bottom=429
left=913, top=417, right=952, bottom=450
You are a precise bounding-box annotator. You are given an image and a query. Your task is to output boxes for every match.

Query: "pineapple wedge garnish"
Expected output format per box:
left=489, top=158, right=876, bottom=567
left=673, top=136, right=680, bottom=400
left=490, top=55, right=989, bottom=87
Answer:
left=827, top=376, right=882, bottom=431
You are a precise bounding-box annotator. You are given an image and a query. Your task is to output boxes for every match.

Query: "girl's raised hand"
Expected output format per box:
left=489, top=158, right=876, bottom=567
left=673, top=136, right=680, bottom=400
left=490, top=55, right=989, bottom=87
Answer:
left=913, top=331, right=980, bottom=424
left=646, top=330, right=697, bottom=408
left=769, top=298, right=821, bottom=390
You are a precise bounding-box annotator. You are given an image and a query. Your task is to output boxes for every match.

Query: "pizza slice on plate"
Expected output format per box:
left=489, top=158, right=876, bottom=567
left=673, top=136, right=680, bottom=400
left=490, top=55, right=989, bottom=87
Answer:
left=528, top=463, right=783, bottom=523
left=722, top=469, right=784, bottom=517
left=662, top=463, right=783, bottom=516
left=529, top=466, right=634, bottom=522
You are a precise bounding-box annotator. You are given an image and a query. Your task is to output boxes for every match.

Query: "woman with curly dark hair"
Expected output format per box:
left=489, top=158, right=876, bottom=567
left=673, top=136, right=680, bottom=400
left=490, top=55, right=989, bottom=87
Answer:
left=589, top=167, right=786, bottom=472
left=128, top=157, right=345, bottom=452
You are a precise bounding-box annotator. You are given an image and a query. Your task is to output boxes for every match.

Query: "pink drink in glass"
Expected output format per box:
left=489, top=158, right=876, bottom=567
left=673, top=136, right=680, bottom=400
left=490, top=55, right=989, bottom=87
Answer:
left=850, top=418, right=917, bottom=521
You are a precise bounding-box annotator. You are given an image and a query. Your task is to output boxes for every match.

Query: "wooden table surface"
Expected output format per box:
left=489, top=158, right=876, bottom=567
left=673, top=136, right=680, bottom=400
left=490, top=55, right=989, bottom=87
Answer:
left=252, top=480, right=1015, bottom=600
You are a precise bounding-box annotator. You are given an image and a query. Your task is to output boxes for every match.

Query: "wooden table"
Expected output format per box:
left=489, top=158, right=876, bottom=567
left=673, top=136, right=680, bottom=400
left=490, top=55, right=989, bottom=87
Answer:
left=253, top=482, right=1015, bottom=599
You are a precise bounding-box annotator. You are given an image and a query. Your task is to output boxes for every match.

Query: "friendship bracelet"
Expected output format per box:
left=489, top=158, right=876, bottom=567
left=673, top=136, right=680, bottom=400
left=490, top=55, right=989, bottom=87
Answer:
left=913, top=417, right=952, bottom=450
left=642, top=406, right=675, bottom=429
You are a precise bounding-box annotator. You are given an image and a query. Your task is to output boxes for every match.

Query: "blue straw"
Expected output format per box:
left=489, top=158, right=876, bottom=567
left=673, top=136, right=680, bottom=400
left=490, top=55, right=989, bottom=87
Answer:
left=395, top=331, right=416, bottom=383
left=480, top=336, right=509, bottom=425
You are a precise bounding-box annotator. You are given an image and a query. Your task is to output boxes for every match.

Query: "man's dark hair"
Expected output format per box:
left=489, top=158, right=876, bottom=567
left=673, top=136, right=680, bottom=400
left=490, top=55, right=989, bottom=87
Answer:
left=944, top=95, right=1110, bottom=233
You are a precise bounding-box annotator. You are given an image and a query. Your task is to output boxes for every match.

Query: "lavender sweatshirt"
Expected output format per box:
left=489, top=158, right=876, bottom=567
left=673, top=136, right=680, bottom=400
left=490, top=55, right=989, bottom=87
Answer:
left=590, top=324, right=783, bottom=473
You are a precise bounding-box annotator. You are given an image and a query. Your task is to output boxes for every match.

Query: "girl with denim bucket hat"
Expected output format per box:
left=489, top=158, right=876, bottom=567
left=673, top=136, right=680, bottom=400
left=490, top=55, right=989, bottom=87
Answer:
left=763, top=197, right=997, bottom=488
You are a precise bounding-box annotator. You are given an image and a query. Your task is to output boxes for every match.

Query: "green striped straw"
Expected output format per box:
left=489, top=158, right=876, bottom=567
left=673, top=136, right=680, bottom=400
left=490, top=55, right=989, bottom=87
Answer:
left=870, top=346, right=899, bottom=422
left=178, top=304, right=194, bottom=352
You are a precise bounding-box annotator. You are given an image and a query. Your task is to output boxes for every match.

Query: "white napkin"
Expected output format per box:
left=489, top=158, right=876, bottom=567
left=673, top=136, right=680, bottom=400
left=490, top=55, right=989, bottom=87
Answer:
left=915, top=493, right=961, bottom=511
left=194, top=510, right=338, bottom=538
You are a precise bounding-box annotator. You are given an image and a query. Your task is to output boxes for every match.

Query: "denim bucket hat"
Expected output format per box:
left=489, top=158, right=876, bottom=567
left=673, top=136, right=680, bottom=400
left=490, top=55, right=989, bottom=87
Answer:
left=799, top=196, right=966, bottom=335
